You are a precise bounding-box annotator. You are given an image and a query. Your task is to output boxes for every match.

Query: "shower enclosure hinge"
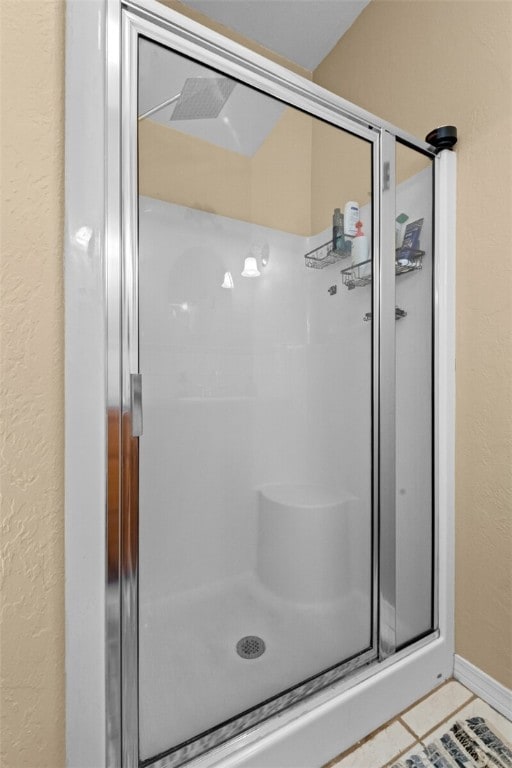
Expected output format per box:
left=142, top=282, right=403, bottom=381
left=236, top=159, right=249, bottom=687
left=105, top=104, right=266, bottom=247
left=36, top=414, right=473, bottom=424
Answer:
left=130, top=373, right=143, bottom=437
left=364, top=306, right=407, bottom=322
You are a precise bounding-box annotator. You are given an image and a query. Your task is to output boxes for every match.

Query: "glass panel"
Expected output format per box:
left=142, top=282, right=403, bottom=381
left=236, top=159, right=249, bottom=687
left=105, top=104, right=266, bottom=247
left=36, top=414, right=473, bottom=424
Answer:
left=137, top=37, right=375, bottom=765
left=395, top=141, right=435, bottom=648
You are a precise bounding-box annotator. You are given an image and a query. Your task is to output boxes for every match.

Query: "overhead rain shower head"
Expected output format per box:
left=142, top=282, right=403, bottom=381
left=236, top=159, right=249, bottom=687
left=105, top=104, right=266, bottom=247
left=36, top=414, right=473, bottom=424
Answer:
left=170, top=78, right=236, bottom=121
left=138, top=77, right=236, bottom=122
left=138, top=37, right=287, bottom=154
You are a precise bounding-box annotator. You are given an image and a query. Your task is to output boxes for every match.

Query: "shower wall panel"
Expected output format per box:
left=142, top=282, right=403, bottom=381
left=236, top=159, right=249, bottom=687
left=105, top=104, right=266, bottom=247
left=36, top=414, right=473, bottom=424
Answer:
left=139, top=197, right=307, bottom=600
left=395, top=164, right=435, bottom=645
left=137, top=195, right=374, bottom=758
left=138, top=196, right=375, bottom=602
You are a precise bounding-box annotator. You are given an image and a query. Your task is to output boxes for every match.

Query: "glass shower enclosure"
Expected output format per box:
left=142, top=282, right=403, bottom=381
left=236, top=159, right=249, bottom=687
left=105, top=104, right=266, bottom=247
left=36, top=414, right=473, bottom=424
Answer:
left=107, top=7, right=444, bottom=768
left=137, top=38, right=376, bottom=765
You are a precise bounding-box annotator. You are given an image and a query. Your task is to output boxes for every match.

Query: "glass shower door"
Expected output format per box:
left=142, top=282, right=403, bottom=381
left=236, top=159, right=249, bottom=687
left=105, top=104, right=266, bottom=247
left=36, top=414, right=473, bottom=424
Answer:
left=136, top=38, right=377, bottom=766
left=394, top=142, right=436, bottom=648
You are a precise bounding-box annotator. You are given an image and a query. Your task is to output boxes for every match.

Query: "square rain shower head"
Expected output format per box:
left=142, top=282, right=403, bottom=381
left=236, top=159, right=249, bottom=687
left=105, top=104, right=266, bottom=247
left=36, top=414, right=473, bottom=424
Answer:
left=170, top=77, right=236, bottom=121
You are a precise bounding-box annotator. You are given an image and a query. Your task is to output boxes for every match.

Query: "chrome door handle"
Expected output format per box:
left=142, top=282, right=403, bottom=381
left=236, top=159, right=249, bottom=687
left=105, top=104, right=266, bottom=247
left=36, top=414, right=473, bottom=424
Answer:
left=130, top=373, right=143, bottom=437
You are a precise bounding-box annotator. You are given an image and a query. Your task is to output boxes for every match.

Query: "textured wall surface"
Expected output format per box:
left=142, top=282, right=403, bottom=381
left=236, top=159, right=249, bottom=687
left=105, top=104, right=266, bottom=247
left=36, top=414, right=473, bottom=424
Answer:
left=0, top=1, right=66, bottom=766
left=315, top=0, right=512, bottom=689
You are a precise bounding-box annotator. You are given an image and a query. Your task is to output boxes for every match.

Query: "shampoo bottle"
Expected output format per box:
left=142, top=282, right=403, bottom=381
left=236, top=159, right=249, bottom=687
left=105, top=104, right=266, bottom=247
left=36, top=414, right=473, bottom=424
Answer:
left=352, top=221, right=370, bottom=277
left=344, top=201, right=359, bottom=237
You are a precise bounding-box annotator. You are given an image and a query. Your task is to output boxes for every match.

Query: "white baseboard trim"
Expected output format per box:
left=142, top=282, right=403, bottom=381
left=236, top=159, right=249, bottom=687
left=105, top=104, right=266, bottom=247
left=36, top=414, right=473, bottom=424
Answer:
left=454, top=655, right=512, bottom=720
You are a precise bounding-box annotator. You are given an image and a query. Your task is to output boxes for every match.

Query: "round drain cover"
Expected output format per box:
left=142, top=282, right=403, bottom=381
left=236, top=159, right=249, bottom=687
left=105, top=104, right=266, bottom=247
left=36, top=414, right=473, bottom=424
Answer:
left=236, top=635, right=266, bottom=659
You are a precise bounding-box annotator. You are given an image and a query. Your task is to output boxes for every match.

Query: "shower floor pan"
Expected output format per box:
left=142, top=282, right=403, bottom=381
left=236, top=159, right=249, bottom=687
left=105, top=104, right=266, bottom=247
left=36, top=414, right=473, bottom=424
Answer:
left=139, top=571, right=370, bottom=761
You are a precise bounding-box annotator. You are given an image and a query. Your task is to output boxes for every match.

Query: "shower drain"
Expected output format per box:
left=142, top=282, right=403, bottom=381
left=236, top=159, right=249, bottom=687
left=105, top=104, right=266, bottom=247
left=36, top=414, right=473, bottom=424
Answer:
left=236, top=635, right=266, bottom=659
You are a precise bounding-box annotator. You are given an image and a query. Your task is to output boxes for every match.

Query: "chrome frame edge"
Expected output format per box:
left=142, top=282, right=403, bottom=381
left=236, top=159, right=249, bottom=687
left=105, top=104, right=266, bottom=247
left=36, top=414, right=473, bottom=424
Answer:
left=433, top=157, right=440, bottom=635
left=120, top=10, right=141, bottom=767
left=106, top=0, right=123, bottom=765
left=378, top=131, right=397, bottom=658
left=434, top=150, right=457, bottom=653
left=371, top=136, right=381, bottom=658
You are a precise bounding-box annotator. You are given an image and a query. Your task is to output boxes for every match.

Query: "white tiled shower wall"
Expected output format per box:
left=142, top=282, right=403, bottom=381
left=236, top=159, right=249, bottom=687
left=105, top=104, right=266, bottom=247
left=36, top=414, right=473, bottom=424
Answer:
left=137, top=198, right=372, bottom=601
left=138, top=164, right=433, bottom=639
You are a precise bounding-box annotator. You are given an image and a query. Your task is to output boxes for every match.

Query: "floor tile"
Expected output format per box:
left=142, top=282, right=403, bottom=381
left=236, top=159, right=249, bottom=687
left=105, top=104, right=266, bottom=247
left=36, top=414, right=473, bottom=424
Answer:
left=385, top=743, right=422, bottom=767
left=422, top=696, right=512, bottom=745
left=400, top=680, right=473, bottom=738
left=331, top=721, right=415, bottom=767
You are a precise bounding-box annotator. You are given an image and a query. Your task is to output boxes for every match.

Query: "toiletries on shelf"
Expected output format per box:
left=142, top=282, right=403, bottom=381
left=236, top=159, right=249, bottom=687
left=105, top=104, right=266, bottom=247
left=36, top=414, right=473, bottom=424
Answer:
left=344, top=201, right=359, bottom=237
left=332, top=208, right=344, bottom=253
left=329, top=208, right=351, bottom=258
left=395, top=212, right=409, bottom=248
left=352, top=220, right=370, bottom=276
left=396, top=218, right=423, bottom=265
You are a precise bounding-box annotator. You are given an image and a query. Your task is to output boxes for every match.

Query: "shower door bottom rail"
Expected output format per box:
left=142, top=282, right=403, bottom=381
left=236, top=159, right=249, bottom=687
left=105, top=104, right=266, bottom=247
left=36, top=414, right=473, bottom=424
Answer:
left=143, top=646, right=378, bottom=768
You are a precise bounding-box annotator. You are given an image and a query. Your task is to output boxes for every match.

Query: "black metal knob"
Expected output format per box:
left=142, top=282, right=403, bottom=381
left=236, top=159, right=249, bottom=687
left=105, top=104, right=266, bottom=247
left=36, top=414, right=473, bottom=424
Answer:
left=425, top=125, right=458, bottom=152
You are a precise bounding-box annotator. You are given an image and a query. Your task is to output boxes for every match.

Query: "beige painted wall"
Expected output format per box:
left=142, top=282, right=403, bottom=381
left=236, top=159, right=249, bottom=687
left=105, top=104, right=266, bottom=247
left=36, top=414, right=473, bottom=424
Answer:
left=315, top=0, right=512, bottom=689
left=0, top=1, right=66, bottom=766
left=249, top=107, right=312, bottom=235
left=311, top=120, right=372, bottom=234
left=140, top=107, right=313, bottom=235
left=139, top=118, right=253, bottom=221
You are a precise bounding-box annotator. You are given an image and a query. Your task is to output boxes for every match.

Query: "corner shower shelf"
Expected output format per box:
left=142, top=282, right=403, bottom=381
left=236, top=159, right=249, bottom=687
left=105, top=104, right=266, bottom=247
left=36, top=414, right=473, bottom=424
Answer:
left=304, top=240, right=352, bottom=269
left=341, top=249, right=424, bottom=290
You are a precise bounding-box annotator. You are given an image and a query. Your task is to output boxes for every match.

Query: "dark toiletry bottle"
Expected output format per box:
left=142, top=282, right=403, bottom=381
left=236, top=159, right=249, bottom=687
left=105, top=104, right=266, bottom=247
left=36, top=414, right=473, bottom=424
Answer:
left=397, top=218, right=424, bottom=266
left=333, top=208, right=344, bottom=253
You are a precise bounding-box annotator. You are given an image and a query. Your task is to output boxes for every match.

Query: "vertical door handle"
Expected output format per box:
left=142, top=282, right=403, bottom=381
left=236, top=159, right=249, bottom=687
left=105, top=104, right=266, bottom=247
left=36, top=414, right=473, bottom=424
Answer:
left=383, top=161, right=391, bottom=191
left=130, top=373, right=143, bottom=437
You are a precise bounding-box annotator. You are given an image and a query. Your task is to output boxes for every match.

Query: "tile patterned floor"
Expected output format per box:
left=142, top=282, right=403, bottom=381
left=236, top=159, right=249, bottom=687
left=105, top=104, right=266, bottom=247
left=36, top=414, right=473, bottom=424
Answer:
left=323, top=679, right=512, bottom=767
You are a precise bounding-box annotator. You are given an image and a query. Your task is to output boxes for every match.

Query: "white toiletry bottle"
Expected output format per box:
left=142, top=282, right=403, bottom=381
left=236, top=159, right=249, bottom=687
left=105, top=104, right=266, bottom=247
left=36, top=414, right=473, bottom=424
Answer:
left=344, top=201, right=359, bottom=237
left=352, top=221, right=370, bottom=277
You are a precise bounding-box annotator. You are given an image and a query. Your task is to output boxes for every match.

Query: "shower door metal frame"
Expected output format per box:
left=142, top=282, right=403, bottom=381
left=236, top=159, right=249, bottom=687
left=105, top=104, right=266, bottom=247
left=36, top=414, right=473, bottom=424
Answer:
left=106, top=2, right=444, bottom=766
